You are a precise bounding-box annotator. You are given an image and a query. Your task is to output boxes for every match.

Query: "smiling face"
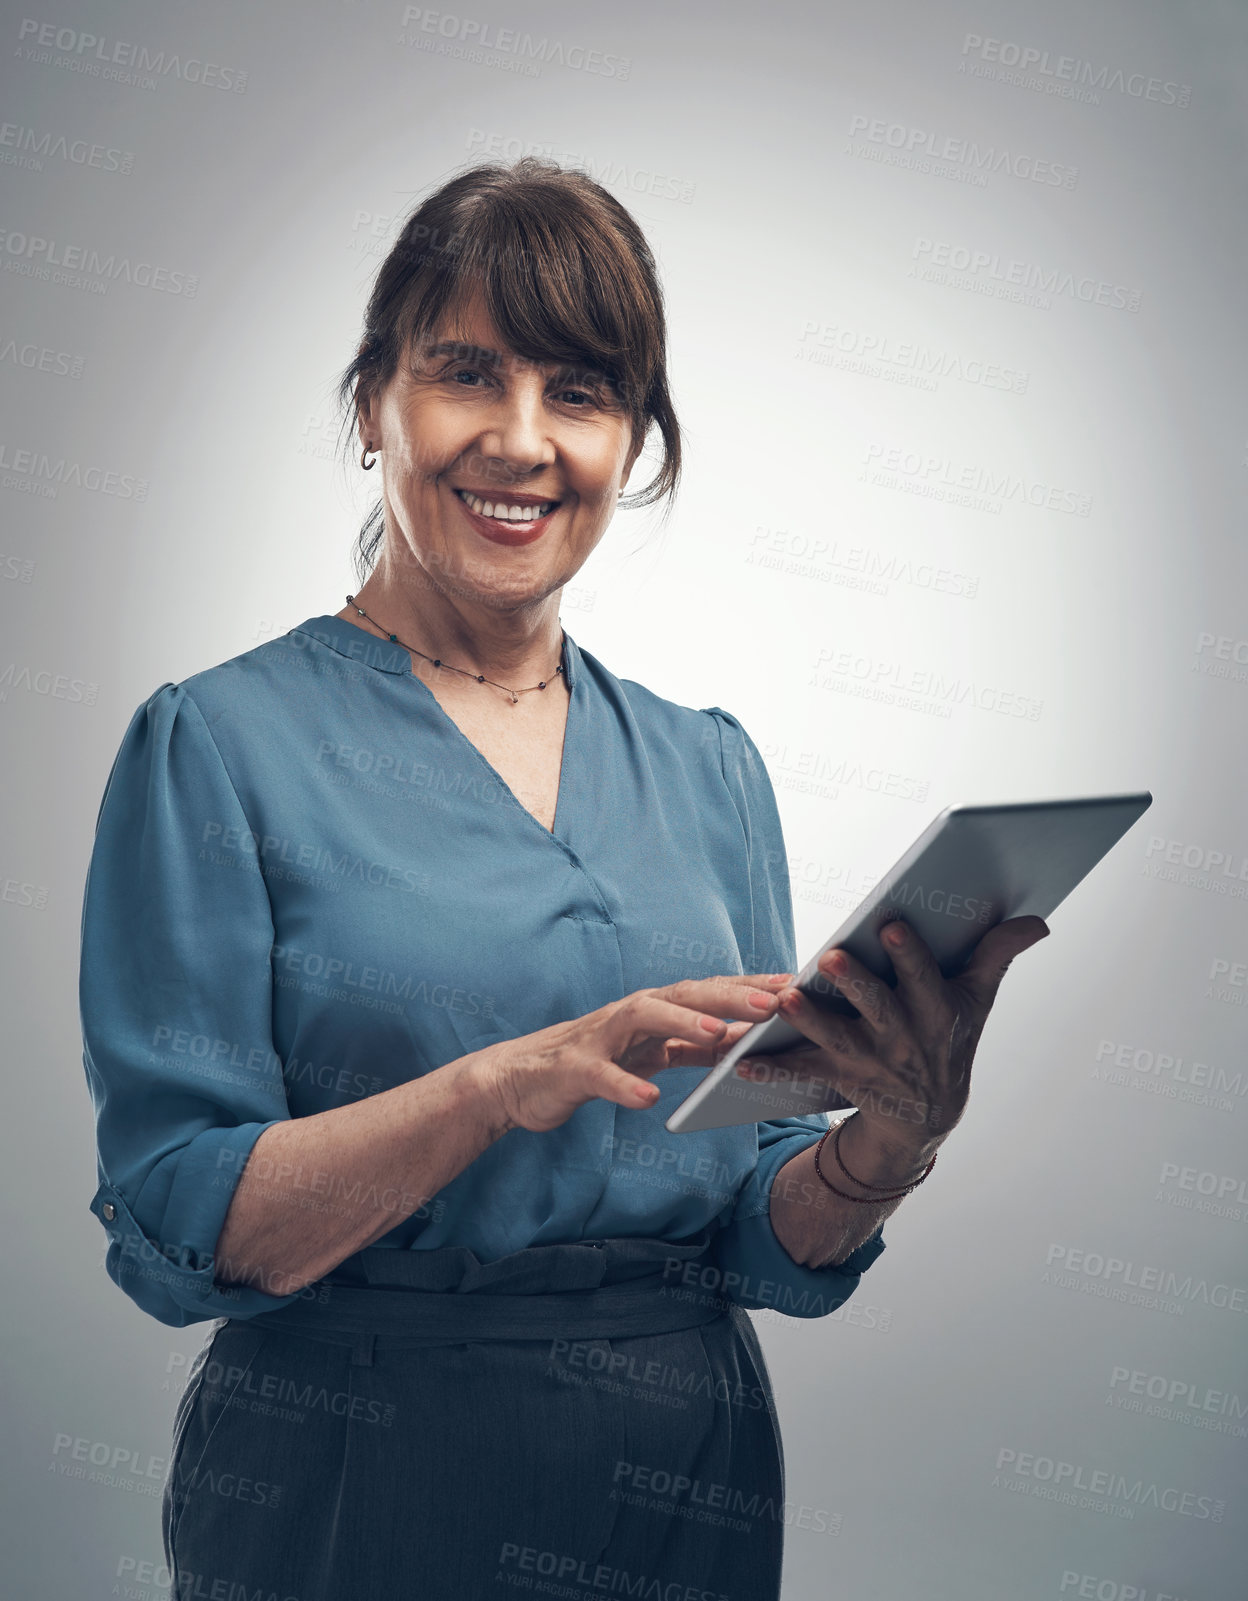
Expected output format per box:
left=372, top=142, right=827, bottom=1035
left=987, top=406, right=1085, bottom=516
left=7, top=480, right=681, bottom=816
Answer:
left=358, top=294, right=644, bottom=613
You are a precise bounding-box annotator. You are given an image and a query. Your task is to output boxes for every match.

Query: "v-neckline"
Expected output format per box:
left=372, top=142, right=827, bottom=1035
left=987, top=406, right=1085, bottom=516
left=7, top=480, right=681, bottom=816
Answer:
left=327, top=613, right=579, bottom=844
left=412, top=670, right=576, bottom=843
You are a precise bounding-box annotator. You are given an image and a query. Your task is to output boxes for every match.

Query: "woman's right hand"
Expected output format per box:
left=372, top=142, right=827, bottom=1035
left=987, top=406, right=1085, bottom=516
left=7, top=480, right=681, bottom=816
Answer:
left=473, top=974, right=793, bottom=1133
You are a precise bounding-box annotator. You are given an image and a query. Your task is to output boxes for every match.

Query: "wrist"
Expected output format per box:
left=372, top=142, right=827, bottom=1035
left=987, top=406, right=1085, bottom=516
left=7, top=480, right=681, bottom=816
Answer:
left=444, top=1049, right=516, bottom=1142
left=837, top=1111, right=943, bottom=1191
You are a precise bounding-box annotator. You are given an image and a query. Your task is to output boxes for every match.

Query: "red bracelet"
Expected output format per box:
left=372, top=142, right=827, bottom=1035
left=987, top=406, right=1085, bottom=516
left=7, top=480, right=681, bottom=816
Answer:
left=812, top=1115, right=937, bottom=1204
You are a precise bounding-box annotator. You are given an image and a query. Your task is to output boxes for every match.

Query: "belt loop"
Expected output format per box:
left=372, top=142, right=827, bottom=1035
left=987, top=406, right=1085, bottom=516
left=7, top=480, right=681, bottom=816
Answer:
left=351, top=1331, right=376, bottom=1368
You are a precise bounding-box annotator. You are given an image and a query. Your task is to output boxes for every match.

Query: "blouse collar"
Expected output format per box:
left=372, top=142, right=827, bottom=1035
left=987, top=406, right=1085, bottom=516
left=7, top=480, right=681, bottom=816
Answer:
left=289, top=613, right=580, bottom=692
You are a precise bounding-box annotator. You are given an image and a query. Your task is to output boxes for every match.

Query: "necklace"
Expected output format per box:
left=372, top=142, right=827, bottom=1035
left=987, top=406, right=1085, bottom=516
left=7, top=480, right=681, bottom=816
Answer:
left=345, top=595, right=565, bottom=706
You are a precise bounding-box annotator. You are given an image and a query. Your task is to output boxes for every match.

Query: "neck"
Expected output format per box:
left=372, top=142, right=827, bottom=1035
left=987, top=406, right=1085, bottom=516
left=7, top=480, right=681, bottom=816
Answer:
left=339, top=555, right=565, bottom=688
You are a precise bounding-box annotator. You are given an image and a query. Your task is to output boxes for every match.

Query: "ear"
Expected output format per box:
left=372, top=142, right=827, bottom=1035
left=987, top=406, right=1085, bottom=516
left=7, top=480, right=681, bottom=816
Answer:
left=356, top=387, right=378, bottom=446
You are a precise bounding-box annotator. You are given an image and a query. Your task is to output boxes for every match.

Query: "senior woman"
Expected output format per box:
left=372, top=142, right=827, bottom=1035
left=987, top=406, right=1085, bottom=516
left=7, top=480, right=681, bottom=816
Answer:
left=79, top=158, right=1047, bottom=1601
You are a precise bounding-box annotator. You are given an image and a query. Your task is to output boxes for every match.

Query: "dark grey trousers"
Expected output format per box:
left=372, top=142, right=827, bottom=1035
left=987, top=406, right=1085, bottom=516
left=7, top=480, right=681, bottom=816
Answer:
left=162, top=1231, right=788, bottom=1600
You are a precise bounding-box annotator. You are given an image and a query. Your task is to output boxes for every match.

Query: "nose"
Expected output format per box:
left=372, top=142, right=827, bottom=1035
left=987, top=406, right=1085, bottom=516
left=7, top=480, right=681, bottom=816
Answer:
left=472, top=370, right=556, bottom=483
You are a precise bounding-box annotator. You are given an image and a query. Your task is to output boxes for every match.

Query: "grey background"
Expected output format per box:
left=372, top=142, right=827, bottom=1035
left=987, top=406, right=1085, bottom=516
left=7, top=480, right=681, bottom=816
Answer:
left=2, top=1, right=1245, bottom=1596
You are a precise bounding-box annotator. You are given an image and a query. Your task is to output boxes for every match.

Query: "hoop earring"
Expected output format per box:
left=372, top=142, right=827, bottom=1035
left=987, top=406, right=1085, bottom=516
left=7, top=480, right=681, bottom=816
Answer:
left=361, top=445, right=377, bottom=471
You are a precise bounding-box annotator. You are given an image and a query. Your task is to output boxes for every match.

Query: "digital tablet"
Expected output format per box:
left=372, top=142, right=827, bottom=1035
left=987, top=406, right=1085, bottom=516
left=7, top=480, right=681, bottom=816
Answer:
left=665, top=790, right=1153, bottom=1133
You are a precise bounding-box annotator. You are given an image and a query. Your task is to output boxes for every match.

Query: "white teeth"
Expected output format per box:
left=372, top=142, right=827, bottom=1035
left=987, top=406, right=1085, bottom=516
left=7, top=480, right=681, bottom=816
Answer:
left=458, top=489, right=554, bottom=522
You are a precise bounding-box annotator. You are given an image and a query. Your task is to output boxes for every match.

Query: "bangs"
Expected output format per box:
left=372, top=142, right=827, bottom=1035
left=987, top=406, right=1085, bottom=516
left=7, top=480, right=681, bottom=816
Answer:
left=394, top=185, right=661, bottom=412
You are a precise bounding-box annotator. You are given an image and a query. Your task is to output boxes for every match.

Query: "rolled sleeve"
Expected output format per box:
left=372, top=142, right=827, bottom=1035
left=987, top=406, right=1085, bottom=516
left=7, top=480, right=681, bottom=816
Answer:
left=79, top=682, right=301, bottom=1328
left=698, top=707, right=886, bottom=1318
left=712, top=1122, right=886, bottom=1317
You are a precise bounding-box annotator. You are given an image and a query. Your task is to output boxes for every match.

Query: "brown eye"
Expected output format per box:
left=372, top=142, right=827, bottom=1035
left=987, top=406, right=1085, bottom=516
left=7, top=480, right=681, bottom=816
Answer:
left=554, top=370, right=617, bottom=409
left=452, top=368, right=488, bottom=385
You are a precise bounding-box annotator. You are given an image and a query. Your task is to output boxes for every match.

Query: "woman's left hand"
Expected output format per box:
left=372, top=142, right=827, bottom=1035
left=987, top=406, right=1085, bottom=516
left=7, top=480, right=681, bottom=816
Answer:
left=737, top=914, right=1050, bottom=1171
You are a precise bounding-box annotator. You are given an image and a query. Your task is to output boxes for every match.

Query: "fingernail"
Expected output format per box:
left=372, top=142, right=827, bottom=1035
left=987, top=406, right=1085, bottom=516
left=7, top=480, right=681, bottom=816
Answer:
left=699, top=1016, right=724, bottom=1033
left=778, top=990, right=800, bottom=1013
left=748, top=990, right=777, bottom=1010
left=886, top=925, right=906, bottom=946
left=821, top=951, right=847, bottom=973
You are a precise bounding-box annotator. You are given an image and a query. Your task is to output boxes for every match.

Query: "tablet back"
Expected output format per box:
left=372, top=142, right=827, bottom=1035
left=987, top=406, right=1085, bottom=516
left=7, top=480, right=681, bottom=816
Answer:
left=666, top=790, right=1153, bottom=1132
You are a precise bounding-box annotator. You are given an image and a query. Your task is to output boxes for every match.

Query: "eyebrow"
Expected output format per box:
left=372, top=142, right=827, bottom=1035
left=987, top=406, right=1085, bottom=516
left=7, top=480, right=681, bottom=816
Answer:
left=420, top=340, right=610, bottom=382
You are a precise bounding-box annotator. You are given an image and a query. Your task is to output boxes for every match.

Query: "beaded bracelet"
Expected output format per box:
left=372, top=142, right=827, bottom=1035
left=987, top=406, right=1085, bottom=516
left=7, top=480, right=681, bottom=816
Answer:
left=812, top=1114, right=937, bottom=1204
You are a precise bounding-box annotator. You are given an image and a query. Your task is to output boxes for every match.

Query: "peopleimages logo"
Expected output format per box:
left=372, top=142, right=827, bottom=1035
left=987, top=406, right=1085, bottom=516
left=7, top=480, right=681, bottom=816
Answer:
left=993, top=1448, right=1224, bottom=1522
left=0, top=440, right=147, bottom=500
left=15, top=18, right=248, bottom=92
left=862, top=441, right=1092, bottom=516
left=1060, top=1575, right=1192, bottom=1601
left=1043, top=1244, right=1248, bottom=1315
left=0, top=337, right=84, bottom=379
left=610, top=1459, right=841, bottom=1535
left=397, top=8, right=630, bottom=78
left=1193, top=630, right=1248, bottom=683
left=762, top=741, right=931, bottom=805
left=0, top=662, right=98, bottom=705
left=911, top=237, right=1141, bottom=312
left=959, top=33, right=1191, bottom=108
left=115, top=1559, right=301, bottom=1600
left=1206, top=956, right=1248, bottom=1008
left=0, top=227, right=197, bottom=296
left=1156, top=1162, right=1248, bottom=1221
left=1109, top=1365, right=1248, bottom=1437
left=1092, top=1038, right=1244, bottom=1112
left=0, top=122, right=134, bottom=173
left=847, top=113, right=1078, bottom=188
left=1143, top=834, right=1248, bottom=897
left=746, top=523, right=981, bottom=599
left=810, top=646, right=1043, bottom=723
left=797, top=318, right=1030, bottom=394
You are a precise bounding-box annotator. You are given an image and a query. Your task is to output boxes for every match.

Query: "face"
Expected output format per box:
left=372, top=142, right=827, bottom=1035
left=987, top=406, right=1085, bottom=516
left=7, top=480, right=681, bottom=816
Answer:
left=358, top=295, right=644, bottom=611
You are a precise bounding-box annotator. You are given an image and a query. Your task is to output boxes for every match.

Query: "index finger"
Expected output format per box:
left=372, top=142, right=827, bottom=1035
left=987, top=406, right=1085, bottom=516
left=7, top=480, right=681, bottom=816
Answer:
left=874, top=919, right=948, bottom=1016
left=654, top=972, right=793, bottom=1019
left=957, top=916, right=1050, bottom=1012
left=659, top=971, right=793, bottom=997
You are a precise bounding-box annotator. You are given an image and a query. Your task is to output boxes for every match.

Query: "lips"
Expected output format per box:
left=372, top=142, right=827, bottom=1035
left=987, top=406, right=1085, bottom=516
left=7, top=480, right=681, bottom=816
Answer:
left=451, top=486, right=560, bottom=546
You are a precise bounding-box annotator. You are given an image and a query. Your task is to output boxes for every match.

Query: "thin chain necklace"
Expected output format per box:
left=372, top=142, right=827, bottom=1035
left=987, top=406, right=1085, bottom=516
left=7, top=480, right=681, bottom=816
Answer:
left=345, top=595, right=565, bottom=706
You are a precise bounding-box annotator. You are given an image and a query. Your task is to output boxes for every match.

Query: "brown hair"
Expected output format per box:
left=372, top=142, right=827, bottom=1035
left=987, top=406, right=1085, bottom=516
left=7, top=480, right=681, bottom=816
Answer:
left=336, top=158, right=683, bottom=583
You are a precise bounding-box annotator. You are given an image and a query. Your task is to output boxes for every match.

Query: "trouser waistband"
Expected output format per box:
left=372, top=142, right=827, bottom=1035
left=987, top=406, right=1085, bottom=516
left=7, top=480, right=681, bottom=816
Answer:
left=241, top=1232, right=731, bottom=1348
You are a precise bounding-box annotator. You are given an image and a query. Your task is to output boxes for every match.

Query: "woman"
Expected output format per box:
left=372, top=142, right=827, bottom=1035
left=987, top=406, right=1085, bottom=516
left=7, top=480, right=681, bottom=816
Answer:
left=79, top=159, right=1047, bottom=1600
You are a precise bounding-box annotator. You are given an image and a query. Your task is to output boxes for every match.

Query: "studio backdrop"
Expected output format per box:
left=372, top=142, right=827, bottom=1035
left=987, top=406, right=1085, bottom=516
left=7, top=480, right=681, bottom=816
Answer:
left=1, top=1, right=1245, bottom=1597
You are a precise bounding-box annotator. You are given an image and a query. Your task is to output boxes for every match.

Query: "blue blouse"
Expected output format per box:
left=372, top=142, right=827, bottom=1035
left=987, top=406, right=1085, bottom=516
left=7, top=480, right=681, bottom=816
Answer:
left=79, top=614, right=884, bottom=1328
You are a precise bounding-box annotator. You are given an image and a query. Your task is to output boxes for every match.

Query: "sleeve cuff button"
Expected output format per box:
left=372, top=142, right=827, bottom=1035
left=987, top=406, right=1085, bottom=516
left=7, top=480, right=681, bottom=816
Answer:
left=101, top=1202, right=117, bottom=1222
